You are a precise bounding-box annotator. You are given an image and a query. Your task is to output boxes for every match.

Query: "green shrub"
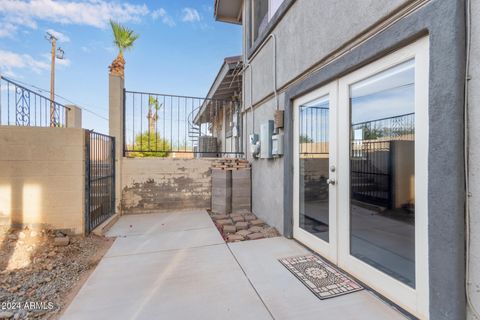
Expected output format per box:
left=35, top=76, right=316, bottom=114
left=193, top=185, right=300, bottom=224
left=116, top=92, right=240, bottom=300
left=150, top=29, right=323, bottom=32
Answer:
left=129, top=132, right=171, bottom=157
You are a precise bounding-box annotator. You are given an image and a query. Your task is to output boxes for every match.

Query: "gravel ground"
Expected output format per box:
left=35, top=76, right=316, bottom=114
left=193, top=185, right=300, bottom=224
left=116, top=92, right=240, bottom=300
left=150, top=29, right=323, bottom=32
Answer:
left=0, top=228, right=113, bottom=319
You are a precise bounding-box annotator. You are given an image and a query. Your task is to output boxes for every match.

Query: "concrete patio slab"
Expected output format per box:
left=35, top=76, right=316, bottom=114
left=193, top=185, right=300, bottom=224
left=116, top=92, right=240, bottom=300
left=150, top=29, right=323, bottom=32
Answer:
left=228, top=237, right=407, bottom=320
left=105, top=227, right=225, bottom=257
left=63, top=210, right=406, bottom=320
left=63, top=244, right=272, bottom=320
left=106, top=209, right=216, bottom=237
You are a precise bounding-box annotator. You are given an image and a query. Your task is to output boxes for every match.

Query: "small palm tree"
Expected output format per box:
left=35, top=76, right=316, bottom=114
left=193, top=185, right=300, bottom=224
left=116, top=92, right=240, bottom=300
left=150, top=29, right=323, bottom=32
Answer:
left=147, top=95, right=162, bottom=134
left=109, top=20, right=139, bottom=77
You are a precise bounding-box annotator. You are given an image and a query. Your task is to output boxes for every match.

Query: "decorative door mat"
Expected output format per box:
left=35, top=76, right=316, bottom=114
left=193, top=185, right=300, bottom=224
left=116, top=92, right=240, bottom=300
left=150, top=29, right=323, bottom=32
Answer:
left=279, top=254, right=363, bottom=299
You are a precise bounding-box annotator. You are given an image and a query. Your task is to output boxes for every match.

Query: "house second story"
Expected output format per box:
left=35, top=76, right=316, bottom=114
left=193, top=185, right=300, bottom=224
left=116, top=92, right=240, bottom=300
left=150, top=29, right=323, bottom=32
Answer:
left=214, top=0, right=416, bottom=109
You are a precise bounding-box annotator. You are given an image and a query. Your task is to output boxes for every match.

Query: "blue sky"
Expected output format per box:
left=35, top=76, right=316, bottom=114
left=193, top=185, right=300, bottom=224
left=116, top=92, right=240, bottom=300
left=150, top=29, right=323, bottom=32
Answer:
left=0, top=0, right=242, bottom=133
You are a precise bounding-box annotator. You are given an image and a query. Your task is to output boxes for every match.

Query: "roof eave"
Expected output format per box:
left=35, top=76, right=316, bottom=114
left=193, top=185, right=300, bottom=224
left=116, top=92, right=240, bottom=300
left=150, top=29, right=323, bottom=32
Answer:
left=194, top=56, right=242, bottom=124
left=214, top=0, right=243, bottom=25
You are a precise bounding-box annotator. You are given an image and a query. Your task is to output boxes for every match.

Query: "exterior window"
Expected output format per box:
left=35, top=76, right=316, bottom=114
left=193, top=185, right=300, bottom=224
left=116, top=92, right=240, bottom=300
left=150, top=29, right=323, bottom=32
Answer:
left=251, top=0, right=285, bottom=44
left=269, top=0, right=284, bottom=20
left=252, top=0, right=268, bottom=42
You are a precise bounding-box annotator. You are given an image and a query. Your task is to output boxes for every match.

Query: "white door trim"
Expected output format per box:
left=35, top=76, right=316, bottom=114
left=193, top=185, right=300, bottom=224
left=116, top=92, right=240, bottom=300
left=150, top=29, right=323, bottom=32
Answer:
left=292, top=37, right=430, bottom=319
left=293, top=82, right=338, bottom=263
left=337, top=36, right=430, bottom=319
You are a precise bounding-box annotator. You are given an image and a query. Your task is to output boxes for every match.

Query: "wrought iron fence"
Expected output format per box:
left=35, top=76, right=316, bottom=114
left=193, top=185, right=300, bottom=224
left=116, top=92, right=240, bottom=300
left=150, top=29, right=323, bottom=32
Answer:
left=85, top=130, right=115, bottom=233
left=0, top=76, right=69, bottom=127
left=299, top=105, right=329, bottom=155
left=124, top=90, right=243, bottom=158
left=350, top=113, right=415, bottom=208
left=351, top=140, right=393, bottom=207
left=351, top=112, right=415, bottom=143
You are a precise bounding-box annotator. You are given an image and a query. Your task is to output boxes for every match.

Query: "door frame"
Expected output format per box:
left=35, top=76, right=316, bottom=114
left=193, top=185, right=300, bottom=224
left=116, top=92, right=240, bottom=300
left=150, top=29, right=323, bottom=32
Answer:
left=293, top=82, right=338, bottom=263
left=337, top=37, right=429, bottom=319
left=291, top=37, right=430, bottom=319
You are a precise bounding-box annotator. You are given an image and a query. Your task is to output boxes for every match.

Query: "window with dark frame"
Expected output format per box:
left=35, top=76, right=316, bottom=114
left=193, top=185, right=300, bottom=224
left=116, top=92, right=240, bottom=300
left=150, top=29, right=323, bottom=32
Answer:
left=252, top=0, right=269, bottom=44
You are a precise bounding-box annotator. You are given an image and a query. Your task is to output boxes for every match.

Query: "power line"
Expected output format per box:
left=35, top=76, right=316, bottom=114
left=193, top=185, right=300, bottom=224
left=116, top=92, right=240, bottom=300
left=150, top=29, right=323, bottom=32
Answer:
left=7, top=77, right=109, bottom=121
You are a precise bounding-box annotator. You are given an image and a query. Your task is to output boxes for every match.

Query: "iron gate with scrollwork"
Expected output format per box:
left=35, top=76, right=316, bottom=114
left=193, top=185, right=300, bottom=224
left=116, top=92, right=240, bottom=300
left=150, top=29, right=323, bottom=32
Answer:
left=85, top=131, right=116, bottom=233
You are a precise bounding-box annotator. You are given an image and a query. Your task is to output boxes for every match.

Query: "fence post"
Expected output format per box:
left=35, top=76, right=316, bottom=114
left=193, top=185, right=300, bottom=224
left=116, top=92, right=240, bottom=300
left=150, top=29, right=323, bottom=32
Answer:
left=109, top=74, right=124, bottom=214
left=65, top=105, right=82, bottom=128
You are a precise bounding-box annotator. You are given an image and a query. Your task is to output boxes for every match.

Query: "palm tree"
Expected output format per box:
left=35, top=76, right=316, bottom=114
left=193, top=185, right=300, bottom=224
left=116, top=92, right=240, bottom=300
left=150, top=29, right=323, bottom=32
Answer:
left=147, top=95, right=162, bottom=134
left=109, top=20, right=139, bottom=77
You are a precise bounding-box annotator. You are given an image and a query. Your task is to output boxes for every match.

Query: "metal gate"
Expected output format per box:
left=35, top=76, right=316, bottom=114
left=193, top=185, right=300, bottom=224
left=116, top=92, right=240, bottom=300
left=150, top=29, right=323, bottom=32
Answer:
left=85, top=131, right=115, bottom=233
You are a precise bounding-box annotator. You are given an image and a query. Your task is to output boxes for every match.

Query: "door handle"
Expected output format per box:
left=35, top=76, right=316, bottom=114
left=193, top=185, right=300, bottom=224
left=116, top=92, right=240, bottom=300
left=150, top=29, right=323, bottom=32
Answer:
left=326, top=178, right=336, bottom=185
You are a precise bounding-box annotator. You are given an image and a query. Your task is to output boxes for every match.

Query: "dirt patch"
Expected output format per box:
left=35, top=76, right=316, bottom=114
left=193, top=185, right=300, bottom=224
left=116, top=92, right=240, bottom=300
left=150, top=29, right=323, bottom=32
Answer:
left=208, top=211, right=280, bottom=243
left=0, top=228, right=113, bottom=319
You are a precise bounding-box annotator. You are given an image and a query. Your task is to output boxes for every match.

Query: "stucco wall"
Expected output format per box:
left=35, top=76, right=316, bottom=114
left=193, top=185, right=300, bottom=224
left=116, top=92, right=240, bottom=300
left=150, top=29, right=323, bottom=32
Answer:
left=467, top=0, right=480, bottom=318
left=243, top=95, right=285, bottom=231
left=244, top=0, right=409, bottom=106
left=0, top=126, right=85, bottom=234
left=121, top=158, right=215, bottom=214
left=242, top=0, right=409, bottom=234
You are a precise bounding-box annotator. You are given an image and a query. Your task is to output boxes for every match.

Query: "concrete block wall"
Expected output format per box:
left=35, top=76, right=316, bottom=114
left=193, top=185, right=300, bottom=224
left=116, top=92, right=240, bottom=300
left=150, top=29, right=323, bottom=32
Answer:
left=0, top=126, right=85, bottom=234
left=121, top=158, right=215, bottom=214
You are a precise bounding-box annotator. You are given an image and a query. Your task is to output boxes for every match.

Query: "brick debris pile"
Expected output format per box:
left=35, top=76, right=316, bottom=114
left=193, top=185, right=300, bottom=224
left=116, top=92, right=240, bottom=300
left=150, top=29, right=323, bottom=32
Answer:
left=209, top=211, right=279, bottom=243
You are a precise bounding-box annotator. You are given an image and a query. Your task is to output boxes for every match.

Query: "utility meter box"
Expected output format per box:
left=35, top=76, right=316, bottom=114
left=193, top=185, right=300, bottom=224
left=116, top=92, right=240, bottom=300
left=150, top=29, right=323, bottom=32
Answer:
left=260, top=120, right=274, bottom=159
left=249, top=133, right=260, bottom=158
left=272, top=133, right=284, bottom=156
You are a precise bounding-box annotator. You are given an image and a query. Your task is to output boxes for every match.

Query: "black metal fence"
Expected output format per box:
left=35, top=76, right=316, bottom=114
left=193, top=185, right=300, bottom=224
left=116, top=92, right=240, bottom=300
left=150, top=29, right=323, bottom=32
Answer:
left=123, top=90, right=243, bottom=157
left=85, top=131, right=115, bottom=233
left=351, top=140, right=393, bottom=207
left=350, top=113, right=415, bottom=208
left=351, top=112, right=415, bottom=143
left=299, top=105, right=329, bottom=155
left=0, top=76, right=69, bottom=127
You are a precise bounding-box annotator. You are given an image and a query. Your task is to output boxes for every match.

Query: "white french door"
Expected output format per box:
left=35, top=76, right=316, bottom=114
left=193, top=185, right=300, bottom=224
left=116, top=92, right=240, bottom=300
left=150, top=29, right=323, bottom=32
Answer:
left=293, top=37, right=430, bottom=319
left=293, top=82, right=338, bottom=263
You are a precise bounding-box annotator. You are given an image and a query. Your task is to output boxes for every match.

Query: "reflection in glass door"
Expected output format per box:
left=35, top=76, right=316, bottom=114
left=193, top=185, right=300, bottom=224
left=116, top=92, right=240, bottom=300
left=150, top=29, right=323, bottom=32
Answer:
left=299, top=95, right=330, bottom=242
left=349, top=59, right=416, bottom=287
left=294, top=38, right=429, bottom=317
left=294, top=83, right=338, bottom=262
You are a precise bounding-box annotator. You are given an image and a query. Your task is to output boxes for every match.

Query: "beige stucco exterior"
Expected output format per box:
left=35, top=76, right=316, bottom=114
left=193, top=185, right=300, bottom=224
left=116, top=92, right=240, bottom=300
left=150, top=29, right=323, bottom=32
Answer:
left=0, top=126, right=85, bottom=234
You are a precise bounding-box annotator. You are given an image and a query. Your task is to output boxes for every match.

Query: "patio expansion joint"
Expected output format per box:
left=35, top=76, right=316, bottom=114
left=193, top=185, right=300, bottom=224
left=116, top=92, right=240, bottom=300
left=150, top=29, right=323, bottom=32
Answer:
left=107, top=226, right=216, bottom=239
left=226, top=243, right=276, bottom=320
left=103, top=242, right=225, bottom=260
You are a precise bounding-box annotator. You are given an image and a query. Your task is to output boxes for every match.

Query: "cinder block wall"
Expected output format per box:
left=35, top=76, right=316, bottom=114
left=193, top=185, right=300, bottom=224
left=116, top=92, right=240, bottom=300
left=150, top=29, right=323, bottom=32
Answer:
left=0, top=126, right=85, bottom=234
left=121, top=158, right=215, bottom=214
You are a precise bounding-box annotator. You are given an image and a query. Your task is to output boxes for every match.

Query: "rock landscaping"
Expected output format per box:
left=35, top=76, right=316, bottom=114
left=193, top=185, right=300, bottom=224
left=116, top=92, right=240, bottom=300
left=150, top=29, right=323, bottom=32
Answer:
left=0, top=228, right=113, bottom=319
left=209, top=211, right=280, bottom=243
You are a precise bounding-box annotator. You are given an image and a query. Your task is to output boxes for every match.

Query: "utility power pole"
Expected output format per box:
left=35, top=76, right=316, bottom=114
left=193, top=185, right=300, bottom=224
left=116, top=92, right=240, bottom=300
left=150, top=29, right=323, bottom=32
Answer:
left=45, top=32, right=65, bottom=127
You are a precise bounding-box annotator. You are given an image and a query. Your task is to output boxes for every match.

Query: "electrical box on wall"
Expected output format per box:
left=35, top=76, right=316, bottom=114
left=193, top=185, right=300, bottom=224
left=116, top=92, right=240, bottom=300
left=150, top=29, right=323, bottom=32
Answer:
left=274, top=110, right=284, bottom=129
left=249, top=133, right=260, bottom=158
left=272, top=133, right=284, bottom=157
left=260, top=120, right=274, bottom=159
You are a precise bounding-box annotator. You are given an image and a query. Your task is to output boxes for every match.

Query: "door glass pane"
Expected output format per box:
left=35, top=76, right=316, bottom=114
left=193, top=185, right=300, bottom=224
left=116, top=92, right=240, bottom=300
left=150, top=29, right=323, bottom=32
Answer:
left=299, top=95, right=330, bottom=242
left=349, top=59, right=416, bottom=288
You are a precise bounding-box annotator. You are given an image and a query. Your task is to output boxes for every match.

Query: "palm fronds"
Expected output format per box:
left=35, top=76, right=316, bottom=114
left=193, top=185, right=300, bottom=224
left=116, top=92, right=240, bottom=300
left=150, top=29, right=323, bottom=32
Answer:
left=110, top=20, right=139, bottom=54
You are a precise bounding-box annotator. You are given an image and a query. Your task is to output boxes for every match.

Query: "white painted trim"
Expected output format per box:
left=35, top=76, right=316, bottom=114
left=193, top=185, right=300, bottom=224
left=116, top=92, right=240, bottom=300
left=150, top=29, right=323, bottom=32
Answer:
left=337, top=36, right=430, bottom=319
left=292, top=37, right=430, bottom=319
left=293, top=82, right=338, bottom=263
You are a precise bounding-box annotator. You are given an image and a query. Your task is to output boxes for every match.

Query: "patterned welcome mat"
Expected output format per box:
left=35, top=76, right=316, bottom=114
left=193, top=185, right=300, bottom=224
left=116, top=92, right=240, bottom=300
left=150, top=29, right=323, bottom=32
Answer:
left=279, top=254, right=363, bottom=299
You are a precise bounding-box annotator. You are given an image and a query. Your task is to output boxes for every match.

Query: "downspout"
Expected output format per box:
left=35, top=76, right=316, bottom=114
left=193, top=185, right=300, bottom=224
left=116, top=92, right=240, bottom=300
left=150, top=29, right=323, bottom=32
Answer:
left=464, top=0, right=479, bottom=317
